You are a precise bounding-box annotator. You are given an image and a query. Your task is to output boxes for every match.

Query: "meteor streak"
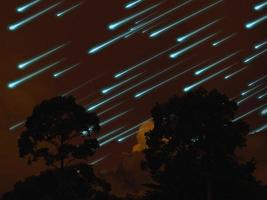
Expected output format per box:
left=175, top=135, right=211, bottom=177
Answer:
left=125, top=0, right=144, bottom=9
left=245, top=15, right=267, bottom=29
left=98, top=126, right=125, bottom=141
left=254, top=40, right=267, bottom=49
left=102, top=73, right=142, bottom=94
left=98, top=102, right=124, bottom=116
left=261, top=108, right=267, bottom=116
left=88, top=62, right=183, bottom=111
left=134, top=61, right=206, bottom=98
left=89, top=155, right=109, bottom=165
left=177, top=19, right=221, bottom=42
left=99, top=110, right=130, bottom=127
left=149, top=0, right=223, bottom=38
left=243, top=48, right=267, bottom=63
left=170, top=33, right=217, bottom=59
left=114, top=43, right=180, bottom=78
left=250, top=123, right=267, bottom=135
left=248, top=74, right=267, bottom=87
left=108, top=2, right=161, bottom=30
left=16, top=0, right=42, bottom=13
left=241, top=84, right=262, bottom=96
left=212, top=33, right=237, bottom=47
left=56, top=2, right=83, bottom=17
left=237, top=86, right=267, bottom=105
left=194, top=51, right=239, bottom=75
left=117, top=130, right=138, bottom=142
left=232, top=103, right=267, bottom=122
left=184, top=64, right=233, bottom=93
left=8, top=60, right=63, bottom=89
left=258, top=92, right=267, bottom=100
left=18, top=43, right=68, bottom=70
left=9, top=1, right=61, bottom=31
left=224, top=66, right=247, bottom=80
left=9, top=121, right=25, bottom=131
left=53, top=63, right=79, bottom=78
left=254, top=1, right=267, bottom=11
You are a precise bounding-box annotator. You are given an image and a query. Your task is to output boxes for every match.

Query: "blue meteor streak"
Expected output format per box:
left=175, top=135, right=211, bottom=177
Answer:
left=9, top=1, right=61, bottom=31
left=177, top=19, right=221, bottom=42
left=99, top=110, right=131, bottom=127
left=88, top=61, right=183, bottom=111
left=102, top=73, right=142, bottom=94
left=261, top=108, right=267, bottom=116
left=125, top=0, right=144, bottom=9
left=98, top=126, right=125, bottom=141
left=108, top=2, right=161, bottom=30
left=194, top=51, right=239, bottom=75
left=149, top=0, right=223, bottom=38
left=232, top=103, right=267, bottom=122
left=224, top=66, right=247, bottom=80
left=114, top=43, right=180, bottom=78
left=248, top=74, right=267, bottom=87
left=170, top=33, right=217, bottom=59
left=212, top=33, right=237, bottom=47
left=16, top=0, right=42, bottom=13
left=134, top=61, right=207, bottom=98
left=241, top=84, right=262, bottom=96
left=8, top=60, right=63, bottom=89
left=117, top=130, right=138, bottom=142
left=184, top=64, right=233, bottom=93
left=53, top=63, right=79, bottom=78
left=56, top=2, right=83, bottom=17
left=254, top=1, right=267, bottom=11
left=250, top=124, right=267, bottom=135
left=254, top=40, right=267, bottom=49
left=245, top=15, right=267, bottom=29
left=244, top=48, right=267, bottom=63
left=18, top=43, right=68, bottom=70
left=258, top=92, right=267, bottom=100
left=237, top=86, right=267, bottom=105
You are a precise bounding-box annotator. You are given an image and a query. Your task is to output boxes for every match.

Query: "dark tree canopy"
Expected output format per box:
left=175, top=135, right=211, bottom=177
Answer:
left=18, top=95, right=100, bottom=167
left=142, top=88, right=267, bottom=200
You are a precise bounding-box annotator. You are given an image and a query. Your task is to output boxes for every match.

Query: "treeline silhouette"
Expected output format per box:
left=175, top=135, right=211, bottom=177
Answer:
left=2, top=88, right=267, bottom=200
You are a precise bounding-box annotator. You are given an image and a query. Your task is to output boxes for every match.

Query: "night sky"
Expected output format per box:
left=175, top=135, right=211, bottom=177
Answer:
left=0, top=0, right=267, bottom=196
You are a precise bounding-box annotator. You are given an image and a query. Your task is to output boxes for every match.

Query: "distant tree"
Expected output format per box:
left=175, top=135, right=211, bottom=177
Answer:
left=2, top=164, right=113, bottom=200
left=17, top=96, right=100, bottom=198
left=142, top=88, right=267, bottom=200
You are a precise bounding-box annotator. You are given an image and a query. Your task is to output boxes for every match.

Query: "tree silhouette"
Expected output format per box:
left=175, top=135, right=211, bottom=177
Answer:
left=142, top=88, right=267, bottom=200
left=17, top=96, right=100, bottom=198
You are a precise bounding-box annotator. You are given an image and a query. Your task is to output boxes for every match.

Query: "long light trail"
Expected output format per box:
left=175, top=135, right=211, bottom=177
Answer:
left=97, top=126, right=125, bottom=141
left=177, top=19, right=221, bottom=42
left=99, top=110, right=131, bottom=127
left=224, top=66, right=247, bottom=80
left=254, top=1, right=267, bottom=11
left=9, top=121, right=26, bottom=131
left=132, top=0, right=193, bottom=32
left=244, top=48, right=267, bottom=63
left=170, top=33, right=217, bottom=59
left=194, top=51, right=239, bottom=76
left=114, top=43, right=180, bottom=78
left=56, top=2, right=83, bottom=17
left=8, top=59, right=63, bottom=89
left=237, top=86, right=267, bottom=105
left=89, top=155, right=110, bottom=165
left=245, top=15, right=267, bottom=29
left=53, top=63, right=79, bottom=78
left=248, top=74, right=267, bottom=87
left=212, top=33, right=237, bottom=47
left=9, top=1, right=62, bottom=31
left=98, top=102, right=124, bottom=116
left=16, top=0, right=42, bottom=13
left=117, top=130, right=138, bottom=142
left=135, top=11, right=158, bottom=24
left=134, top=60, right=207, bottom=98
left=100, top=119, right=150, bottom=146
left=258, top=92, right=267, bottom=100
left=88, top=61, right=183, bottom=111
left=125, top=0, right=144, bottom=9
left=232, top=103, right=267, bottom=122
left=250, top=124, right=267, bottom=135
left=108, top=2, right=161, bottom=30
left=149, top=0, right=223, bottom=38
left=241, top=84, right=262, bottom=96
left=183, top=64, right=234, bottom=93
left=18, top=43, right=68, bottom=70
left=254, top=40, right=267, bottom=49
left=102, top=72, right=143, bottom=94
